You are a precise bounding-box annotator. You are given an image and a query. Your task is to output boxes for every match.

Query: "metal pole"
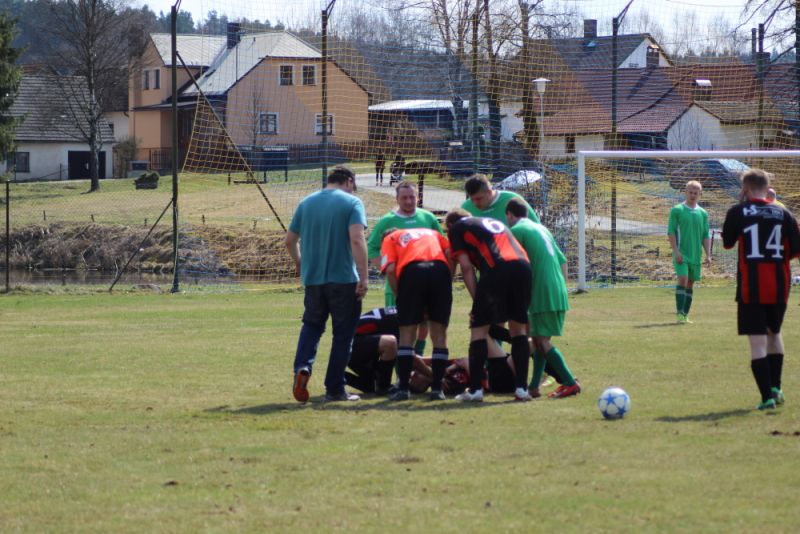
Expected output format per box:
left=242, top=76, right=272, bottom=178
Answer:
left=796, top=4, right=799, bottom=138
left=610, top=16, right=619, bottom=285
left=539, top=91, right=545, bottom=181
left=321, top=8, right=329, bottom=187
left=577, top=153, right=586, bottom=292
left=170, top=5, right=180, bottom=293
left=757, top=23, right=765, bottom=150
left=4, top=180, right=9, bottom=293
left=471, top=12, right=480, bottom=173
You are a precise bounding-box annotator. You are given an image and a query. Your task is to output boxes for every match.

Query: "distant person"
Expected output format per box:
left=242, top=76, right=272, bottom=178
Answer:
left=767, top=188, right=787, bottom=209
left=506, top=199, right=580, bottom=399
left=285, top=165, right=368, bottom=403
left=375, top=152, right=385, bottom=186
left=367, top=181, right=442, bottom=356
left=668, top=180, right=712, bottom=324
left=461, top=174, right=540, bottom=224
left=381, top=227, right=453, bottom=400
left=722, top=169, right=800, bottom=410
left=446, top=209, right=533, bottom=402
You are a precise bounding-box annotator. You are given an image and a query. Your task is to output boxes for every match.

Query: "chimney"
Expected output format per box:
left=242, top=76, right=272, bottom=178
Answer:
left=751, top=28, right=757, bottom=62
left=584, top=19, right=598, bottom=40
left=646, top=46, right=660, bottom=69
left=227, top=22, right=242, bottom=49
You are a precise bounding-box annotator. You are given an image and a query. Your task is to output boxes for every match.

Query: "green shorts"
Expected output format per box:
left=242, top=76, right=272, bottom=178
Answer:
left=528, top=310, right=565, bottom=337
left=673, top=261, right=702, bottom=281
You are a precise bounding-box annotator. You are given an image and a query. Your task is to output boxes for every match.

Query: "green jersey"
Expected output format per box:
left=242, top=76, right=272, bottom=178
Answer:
left=461, top=190, right=540, bottom=224
left=510, top=218, right=569, bottom=313
left=367, top=208, right=443, bottom=306
left=667, top=203, right=710, bottom=264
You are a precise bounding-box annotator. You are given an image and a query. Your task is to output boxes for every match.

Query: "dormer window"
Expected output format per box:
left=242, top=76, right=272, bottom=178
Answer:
left=693, top=79, right=712, bottom=101
left=585, top=40, right=597, bottom=49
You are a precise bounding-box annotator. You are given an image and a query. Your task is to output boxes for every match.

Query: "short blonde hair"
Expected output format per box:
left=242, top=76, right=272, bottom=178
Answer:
left=685, top=180, right=702, bottom=191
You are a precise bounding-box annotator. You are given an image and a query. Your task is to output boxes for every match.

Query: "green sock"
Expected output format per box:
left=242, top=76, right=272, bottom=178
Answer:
left=675, top=285, right=686, bottom=314
left=684, top=288, right=693, bottom=315
left=529, top=351, right=546, bottom=390
left=545, top=347, right=576, bottom=386
left=413, top=338, right=426, bottom=356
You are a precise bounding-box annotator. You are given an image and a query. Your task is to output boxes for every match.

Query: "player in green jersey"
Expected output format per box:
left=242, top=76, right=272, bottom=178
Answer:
left=668, top=180, right=712, bottom=324
left=461, top=174, right=540, bottom=224
left=506, top=198, right=581, bottom=399
left=367, top=181, right=443, bottom=355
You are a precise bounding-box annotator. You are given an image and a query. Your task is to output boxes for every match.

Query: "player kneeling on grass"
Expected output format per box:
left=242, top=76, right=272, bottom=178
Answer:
left=381, top=228, right=453, bottom=401
left=721, top=169, right=800, bottom=410
left=446, top=209, right=533, bottom=402
left=668, top=180, right=712, bottom=324
left=506, top=199, right=580, bottom=399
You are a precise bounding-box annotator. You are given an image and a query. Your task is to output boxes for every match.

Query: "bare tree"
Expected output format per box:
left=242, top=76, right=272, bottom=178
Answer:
left=43, top=0, right=135, bottom=192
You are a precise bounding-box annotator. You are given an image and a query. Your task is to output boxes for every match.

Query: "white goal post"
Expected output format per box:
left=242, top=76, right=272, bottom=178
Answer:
left=576, top=150, right=800, bottom=292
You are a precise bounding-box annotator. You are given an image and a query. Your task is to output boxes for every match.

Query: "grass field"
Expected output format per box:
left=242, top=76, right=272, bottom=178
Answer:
left=2, top=285, right=800, bottom=532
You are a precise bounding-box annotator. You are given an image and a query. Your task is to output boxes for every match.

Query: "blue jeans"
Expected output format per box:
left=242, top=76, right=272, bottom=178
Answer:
left=293, top=283, right=361, bottom=396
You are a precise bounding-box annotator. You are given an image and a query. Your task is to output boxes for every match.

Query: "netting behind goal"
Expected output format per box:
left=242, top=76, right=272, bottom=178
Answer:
left=575, top=150, right=800, bottom=290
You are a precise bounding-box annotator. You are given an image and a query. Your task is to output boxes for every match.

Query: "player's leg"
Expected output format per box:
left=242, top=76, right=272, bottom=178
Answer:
left=683, top=265, right=700, bottom=320
left=391, top=266, right=423, bottom=400
left=456, top=324, right=491, bottom=401
left=293, top=285, right=330, bottom=402
left=766, top=303, right=788, bottom=404
left=674, top=263, right=689, bottom=322
left=375, top=335, right=398, bottom=394
left=324, top=283, right=362, bottom=400
left=426, top=261, right=453, bottom=399
left=414, top=322, right=428, bottom=356
left=393, top=324, right=418, bottom=399
left=507, top=261, right=533, bottom=400
left=428, top=322, right=448, bottom=399
left=740, top=303, right=775, bottom=409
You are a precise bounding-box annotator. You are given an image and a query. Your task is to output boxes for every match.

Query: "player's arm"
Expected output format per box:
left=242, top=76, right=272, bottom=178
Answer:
left=456, top=253, right=477, bottom=299
left=703, top=237, right=712, bottom=265
left=367, top=218, right=386, bottom=268
left=349, top=223, right=369, bottom=300
left=668, top=233, right=682, bottom=263
left=721, top=208, right=739, bottom=249
left=385, top=262, right=399, bottom=294
left=285, top=230, right=301, bottom=274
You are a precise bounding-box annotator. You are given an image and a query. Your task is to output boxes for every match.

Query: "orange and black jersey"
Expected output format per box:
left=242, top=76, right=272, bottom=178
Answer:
left=722, top=199, right=800, bottom=304
left=448, top=217, right=529, bottom=273
left=355, top=307, right=399, bottom=337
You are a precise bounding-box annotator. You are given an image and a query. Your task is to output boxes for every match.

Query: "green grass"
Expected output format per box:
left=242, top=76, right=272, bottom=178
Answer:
left=1, top=286, right=800, bottom=531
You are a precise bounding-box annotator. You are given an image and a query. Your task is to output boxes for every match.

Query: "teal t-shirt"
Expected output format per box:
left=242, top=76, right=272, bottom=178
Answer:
left=510, top=218, right=569, bottom=313
left=367, top=208, right=443, bottom=306
left=667, top=202, right=709, bottom=264
left=461, top=190, right=540, bottom=224
left=288, top=188, right=367, bottom=286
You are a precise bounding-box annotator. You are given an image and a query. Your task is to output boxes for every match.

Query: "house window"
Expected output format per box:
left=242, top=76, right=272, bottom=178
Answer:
left=566, top=135, right=576, bottom=154
left=259, top=112, right=278, bottom=134
left=315, top=114, right=334, bottom=135
left=280, top=65, right=294, bottom=86
left=108, top=123, right=115, bottom=136
left=693, top=79, right=712, bottom=101
left=153, top=69, right=160, bottom=89
left=8, top=152, right=30, bottom=172
left=142, top=70, right=150, bottom=90
left=302, top=65, right=316, bottom=86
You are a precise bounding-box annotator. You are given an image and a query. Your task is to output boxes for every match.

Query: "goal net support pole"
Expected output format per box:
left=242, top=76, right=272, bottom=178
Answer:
left=576, top=150, right=800, bottom=292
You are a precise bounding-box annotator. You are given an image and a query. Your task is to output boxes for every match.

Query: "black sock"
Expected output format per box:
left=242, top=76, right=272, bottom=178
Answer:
left=751, top=357, right=773, bottom=402
left=375, top=359, right=394, bottom=391
left=510, top=335, right=530, bottom=389
left=767, top=353, right=783, bottom=390
left=431, top=348, right=449, bottom=391
left=468, top=339, right=488, bottom=392
left=396, top=346, right=414, bottom=390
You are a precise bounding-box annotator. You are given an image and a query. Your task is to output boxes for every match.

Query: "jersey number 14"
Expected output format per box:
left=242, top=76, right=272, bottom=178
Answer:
left=744, top=223, right=783, bottom=259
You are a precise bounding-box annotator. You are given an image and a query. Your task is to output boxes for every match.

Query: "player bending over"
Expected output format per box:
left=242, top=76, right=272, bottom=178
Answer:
left=721, top=169, right=800, bottom=410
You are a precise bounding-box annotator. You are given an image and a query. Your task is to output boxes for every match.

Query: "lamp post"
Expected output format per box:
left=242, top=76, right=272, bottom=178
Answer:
left=321, top=0, right=337, bottom=187
left=534, top=77, right=549, bottom=180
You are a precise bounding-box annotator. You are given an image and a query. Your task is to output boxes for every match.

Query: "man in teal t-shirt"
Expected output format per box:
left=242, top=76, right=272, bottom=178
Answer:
left=668, top=180, right=712, bottom=324
left=286, top=166, right=368, bottom=403
left=507, top=198, right=580, bottom=399
left=461, top=174, right=539, bottom=224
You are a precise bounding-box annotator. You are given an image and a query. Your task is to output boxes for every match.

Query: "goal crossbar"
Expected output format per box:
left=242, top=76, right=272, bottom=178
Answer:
left=576, top=150, right=800, bottom=291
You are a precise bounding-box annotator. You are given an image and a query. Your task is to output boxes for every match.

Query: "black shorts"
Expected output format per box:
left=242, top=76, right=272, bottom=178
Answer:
left=737, top=302, right=787, bottom=335
left=349, top=335, right=381, bottom=376
left=487, top=357, right=515, bottom=393
left=396, top=261, right=452, bottom=326
left=471, top=260, right=532, bottom=327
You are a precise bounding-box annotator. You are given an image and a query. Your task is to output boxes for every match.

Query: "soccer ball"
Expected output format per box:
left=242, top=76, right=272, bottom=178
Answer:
left=792, top=275, right=800, bottom=286
left=598, top=387, right=631, bottom=420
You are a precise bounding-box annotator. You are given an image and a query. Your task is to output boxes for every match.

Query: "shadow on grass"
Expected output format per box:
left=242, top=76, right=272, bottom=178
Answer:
left=633, top=323, right=684, bottom=329
left=655, top=409, right=753, bottom=422
left=206, top=396, right=517, bottom=415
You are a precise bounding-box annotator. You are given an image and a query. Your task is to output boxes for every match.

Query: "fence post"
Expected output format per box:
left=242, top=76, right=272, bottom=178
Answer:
left=4, top=180, right=9, bottom=293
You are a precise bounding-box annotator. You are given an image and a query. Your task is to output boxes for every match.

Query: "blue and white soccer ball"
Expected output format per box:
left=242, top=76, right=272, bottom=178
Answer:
left=598, top=387, right=631, bottom=420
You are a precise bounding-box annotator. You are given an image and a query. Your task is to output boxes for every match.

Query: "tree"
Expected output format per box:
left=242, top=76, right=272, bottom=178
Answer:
left=42, top=0, right=139, bottom=192
left=0, top=13, right=21, bottom=167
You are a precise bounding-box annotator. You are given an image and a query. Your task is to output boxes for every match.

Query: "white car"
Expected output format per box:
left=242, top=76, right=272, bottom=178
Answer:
left=495, top=170, right=542, bottom=191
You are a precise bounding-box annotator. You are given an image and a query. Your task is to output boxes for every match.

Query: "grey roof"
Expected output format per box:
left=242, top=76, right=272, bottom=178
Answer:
left=184, top=32, right=321, bottom=96
left=9, top=74, right=115, bottom=143
left=543, top=34, right=665, bottom=71
left=151, top=34, right=228, bottom=67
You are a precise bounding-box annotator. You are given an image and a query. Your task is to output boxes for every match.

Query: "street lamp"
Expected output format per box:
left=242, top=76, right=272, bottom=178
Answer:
left=533, top=77, right=549, bottom=178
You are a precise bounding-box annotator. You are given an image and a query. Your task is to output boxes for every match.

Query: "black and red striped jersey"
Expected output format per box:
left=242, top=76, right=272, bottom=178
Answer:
left=448, top=217, right=529, bottom=274
left=722, top=199, right=800, bottom=304
left=355, top=307, right=399, bottom=337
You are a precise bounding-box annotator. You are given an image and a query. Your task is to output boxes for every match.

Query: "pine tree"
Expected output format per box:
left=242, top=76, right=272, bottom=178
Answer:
left=0, top=12, right=21, bottom=173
